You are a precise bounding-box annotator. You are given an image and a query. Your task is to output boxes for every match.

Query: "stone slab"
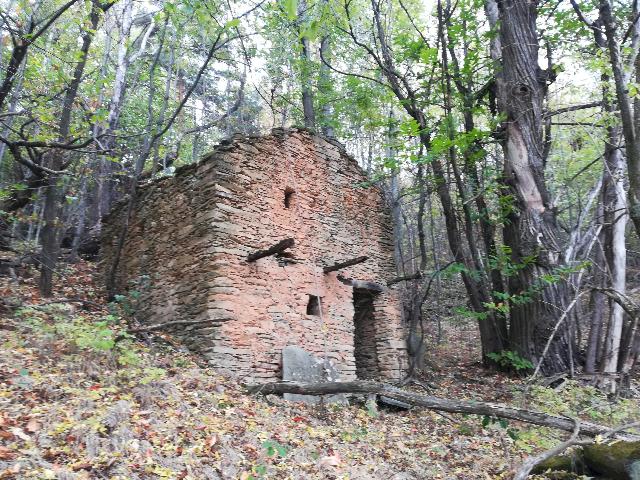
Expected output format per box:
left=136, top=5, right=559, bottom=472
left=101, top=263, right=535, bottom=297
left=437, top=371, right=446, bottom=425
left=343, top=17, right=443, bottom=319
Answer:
left=282, top=345, right=346, bottom=405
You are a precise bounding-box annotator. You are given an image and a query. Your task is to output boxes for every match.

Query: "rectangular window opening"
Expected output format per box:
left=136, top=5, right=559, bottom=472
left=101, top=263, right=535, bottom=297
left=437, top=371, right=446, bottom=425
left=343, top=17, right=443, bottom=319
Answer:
left=306, top=295, right=322, bottom=315
left=284, top=188, right=295, bottom=208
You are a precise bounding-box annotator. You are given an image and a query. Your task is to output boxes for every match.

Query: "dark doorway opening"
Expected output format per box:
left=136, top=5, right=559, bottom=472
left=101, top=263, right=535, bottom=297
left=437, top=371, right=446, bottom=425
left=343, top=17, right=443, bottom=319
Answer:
left=353, top=288, right=380, bottom=379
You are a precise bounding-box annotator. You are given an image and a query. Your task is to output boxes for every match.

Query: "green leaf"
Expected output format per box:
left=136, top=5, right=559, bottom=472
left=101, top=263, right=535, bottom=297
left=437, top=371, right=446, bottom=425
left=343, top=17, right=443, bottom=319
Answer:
left=225, top=18, right=240, bottom=28
left=481, top=415, right=491, bottom=427
left=282, top=0, right=297, bottom=20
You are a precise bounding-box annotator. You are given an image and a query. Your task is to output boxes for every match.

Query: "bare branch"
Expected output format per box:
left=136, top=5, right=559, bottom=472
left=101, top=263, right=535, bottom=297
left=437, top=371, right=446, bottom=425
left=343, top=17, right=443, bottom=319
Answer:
left=543, top=102, right=602, bottom=118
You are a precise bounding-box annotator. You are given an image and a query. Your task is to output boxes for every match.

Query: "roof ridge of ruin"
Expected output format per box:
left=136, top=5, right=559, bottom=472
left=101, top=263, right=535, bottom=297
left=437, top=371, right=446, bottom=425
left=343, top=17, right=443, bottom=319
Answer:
left=102, top=128, right=366, bottom=222
left=151, top=127, right=360, bottom=185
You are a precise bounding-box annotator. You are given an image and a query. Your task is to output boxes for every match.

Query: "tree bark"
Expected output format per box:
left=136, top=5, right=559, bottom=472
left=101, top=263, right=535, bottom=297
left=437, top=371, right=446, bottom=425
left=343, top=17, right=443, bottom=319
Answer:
left=495, top=0, right=574, bottom=373
left=585, top=224, right=606, bottom=374
left=601, top=124, right=628, bottom=386
left=318, top=35, right=334, bottom=137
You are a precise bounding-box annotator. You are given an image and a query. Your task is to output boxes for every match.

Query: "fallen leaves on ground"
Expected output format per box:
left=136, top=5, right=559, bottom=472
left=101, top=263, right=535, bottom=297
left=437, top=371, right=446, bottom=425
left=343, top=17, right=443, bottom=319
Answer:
left=2, top=263, right=632, bottom=479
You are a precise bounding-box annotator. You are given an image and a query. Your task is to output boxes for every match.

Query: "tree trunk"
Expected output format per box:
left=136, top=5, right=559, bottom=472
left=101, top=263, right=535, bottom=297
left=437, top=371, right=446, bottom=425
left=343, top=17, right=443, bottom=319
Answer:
left=318, top=35, right=334, bottom=137
left=601, top=132, right=627, bottom=386
left=438, top=0, right=508, bottom=365
left=599, top=0, right=640, bottom=239
left=298, top=0, right=316, bottom=129
left=39, top=0, right=102, bottom=296
left=496, top=0, right=574, bottom=373
left=585, top=224, right=606, bottom=374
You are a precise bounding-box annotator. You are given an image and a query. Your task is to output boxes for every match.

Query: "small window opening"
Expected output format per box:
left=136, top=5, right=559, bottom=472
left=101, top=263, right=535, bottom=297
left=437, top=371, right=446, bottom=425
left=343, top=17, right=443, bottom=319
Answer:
left=284, top=188, right=295, bottom=208
left=306, top=295, right=322, bottom=315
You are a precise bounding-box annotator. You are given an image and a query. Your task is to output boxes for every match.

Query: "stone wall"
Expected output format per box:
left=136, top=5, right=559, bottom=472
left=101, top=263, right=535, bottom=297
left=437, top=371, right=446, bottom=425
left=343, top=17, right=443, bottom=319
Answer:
left=101, top=129, right=407, bottom=381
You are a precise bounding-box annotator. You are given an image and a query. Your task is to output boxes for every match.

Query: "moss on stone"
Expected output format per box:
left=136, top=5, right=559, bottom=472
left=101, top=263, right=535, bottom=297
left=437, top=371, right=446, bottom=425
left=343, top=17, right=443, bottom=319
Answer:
left=583, top=441, right=640, bottom=480
left=531, top=454, right=576, bottom=474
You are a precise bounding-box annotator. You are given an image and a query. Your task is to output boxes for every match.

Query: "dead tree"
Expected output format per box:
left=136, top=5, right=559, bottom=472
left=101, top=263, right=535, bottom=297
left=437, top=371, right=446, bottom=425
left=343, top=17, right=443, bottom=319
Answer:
left=247, top=380, right=640, bottom=440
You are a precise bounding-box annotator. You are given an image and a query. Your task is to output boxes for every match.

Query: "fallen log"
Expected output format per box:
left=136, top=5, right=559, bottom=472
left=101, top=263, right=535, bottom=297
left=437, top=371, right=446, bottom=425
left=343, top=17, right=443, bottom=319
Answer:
left=246, top=381, right=640, bottom=440
left=323, top=256, right=368, bottom=273
left=247, top=238, right=294, bottom=262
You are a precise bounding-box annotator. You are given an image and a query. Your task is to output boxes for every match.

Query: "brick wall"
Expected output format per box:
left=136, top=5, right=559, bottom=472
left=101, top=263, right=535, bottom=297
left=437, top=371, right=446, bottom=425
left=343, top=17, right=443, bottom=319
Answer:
left=101, top=129, right=407, bottom=381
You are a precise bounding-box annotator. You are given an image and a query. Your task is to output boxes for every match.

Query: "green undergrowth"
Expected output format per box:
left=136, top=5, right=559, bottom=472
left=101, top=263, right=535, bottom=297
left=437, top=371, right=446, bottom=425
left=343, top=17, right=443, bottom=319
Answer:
left=514, top=381, right=640, bottom=453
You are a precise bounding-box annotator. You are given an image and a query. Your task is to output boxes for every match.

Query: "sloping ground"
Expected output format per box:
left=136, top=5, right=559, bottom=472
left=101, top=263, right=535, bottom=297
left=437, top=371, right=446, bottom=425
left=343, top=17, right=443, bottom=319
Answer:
left=0, top=263, right=638, bottom=480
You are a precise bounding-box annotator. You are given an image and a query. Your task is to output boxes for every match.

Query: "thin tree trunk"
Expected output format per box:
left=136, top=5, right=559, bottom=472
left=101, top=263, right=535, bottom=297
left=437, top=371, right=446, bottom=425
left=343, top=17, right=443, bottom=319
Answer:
left=585, top=221, right=606, bottom=373
left=601, top=138, right=627, bottom=385
left=39, top=0, right=102, bottom=296
left=298, top=0, right=315, bottom=129
left=151, top=29, right=177, bottom=176
left=318, top=35, right=334, bottom=137
left=68, top=175, right=88, bottom=262
left=438, top=0, right=508, bottom=364
left=600, top=0, right=640, bottom=239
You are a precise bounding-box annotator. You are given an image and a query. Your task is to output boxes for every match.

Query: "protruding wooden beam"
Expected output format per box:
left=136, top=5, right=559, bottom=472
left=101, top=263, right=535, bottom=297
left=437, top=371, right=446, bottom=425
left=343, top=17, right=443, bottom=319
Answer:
left=336, top=274, right=385, bottom=293
left=323, top=256, right=368, bottom=273
left=247, top=238, right=294, bottom=262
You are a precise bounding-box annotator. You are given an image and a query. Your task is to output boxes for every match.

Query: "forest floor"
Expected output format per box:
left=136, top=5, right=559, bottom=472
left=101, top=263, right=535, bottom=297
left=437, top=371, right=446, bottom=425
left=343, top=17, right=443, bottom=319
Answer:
left=1, top=262, right=639, bottom=480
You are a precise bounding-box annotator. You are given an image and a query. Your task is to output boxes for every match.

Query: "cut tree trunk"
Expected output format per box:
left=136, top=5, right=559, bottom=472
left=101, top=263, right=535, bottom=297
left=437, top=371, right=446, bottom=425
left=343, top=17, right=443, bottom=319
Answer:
left=246, top=381, right=640, bottom=439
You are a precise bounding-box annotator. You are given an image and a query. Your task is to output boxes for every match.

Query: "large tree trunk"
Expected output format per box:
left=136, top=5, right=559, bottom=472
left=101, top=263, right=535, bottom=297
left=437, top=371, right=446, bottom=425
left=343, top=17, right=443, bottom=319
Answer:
left=496, top=0, right=574, bottom=373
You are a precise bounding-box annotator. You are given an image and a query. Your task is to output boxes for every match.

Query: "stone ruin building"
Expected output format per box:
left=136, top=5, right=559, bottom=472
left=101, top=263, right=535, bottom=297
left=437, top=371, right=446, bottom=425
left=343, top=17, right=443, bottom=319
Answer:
left=101, top=129, right=407, bottom=382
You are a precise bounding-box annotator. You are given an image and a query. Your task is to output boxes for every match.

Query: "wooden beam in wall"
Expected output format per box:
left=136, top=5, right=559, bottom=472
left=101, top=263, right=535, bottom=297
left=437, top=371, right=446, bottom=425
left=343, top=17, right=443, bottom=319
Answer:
left=247, top=238, right=295, bottom=262
left=323, top=256, right=368, bottom=274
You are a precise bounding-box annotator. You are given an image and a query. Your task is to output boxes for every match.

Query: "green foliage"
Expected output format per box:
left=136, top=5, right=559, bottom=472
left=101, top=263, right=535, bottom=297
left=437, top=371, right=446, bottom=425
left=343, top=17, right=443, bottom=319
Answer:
left=486, top=350, right=534, bottom=372
left=515, top=381, right=640, bottom=453
left=281, top=0, right=298, bottom=20
left=18, top=305, right=140, bottom=367
left=481, top=415, right=519, bottom=440
left=262, top=439, right=288, bottom=457
left=110, top=275, right=150, bottom=319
